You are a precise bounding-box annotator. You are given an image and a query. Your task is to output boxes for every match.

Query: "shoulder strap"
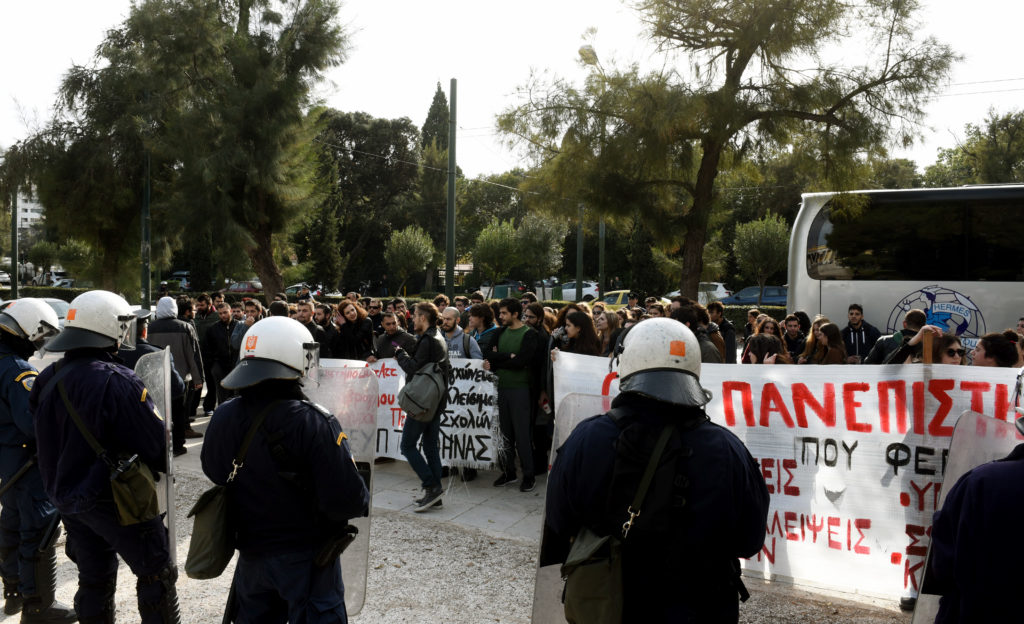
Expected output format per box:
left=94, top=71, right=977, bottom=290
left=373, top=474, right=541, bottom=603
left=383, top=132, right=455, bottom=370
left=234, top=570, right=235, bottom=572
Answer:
left=462, top=332, right=471, bottom=356
left=227, top=399, right=285, bottom=483
left=622, top=423, right=674, bottom=539
left=36, top=358, right=85, bottom=407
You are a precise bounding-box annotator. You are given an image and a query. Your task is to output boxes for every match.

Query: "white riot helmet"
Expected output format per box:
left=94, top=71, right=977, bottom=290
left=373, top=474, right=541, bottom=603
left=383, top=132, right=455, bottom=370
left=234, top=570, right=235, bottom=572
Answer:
left=616, top=317, right=711, bottom=407
left=45, top=290, right=136, bottom=352
left=0, top=298, right=60, bottom=349
left=221, top=316, right=320, bottom=390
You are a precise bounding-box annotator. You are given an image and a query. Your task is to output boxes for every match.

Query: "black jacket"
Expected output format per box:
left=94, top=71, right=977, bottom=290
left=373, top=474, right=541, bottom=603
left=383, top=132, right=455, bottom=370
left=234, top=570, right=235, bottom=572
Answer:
left=332, top=318, right=375, bottom=360
left=395, top=327, right=450, bottom=414
left=374, top=329, right=418, bottom=359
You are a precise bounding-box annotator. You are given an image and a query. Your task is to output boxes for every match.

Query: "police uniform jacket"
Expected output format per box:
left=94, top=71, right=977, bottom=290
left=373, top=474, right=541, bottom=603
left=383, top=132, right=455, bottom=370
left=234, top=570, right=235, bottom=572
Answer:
left=545, top=392, right=769, bottom=622
left=201, top=385, right=369, bottom=556
left=30, top=350, right=167, bottom=515
left=0, top=343, right=40, bottom=449
left=929, top=443, right=1024, bottom=622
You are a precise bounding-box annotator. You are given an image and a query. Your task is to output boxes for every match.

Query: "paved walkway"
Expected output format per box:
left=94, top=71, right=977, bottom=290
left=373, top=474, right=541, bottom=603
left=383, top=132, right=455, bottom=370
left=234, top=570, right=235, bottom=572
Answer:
left=174, top=414, right=547, bottom=544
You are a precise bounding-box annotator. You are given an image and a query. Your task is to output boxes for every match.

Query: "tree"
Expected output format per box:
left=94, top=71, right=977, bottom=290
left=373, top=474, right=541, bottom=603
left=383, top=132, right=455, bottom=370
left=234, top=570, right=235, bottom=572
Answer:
left=130, top=0, right=348, bottom=299
left=733, top=214, right=789, bottom=305
left=499, top=0, right=956, bottom=299
left=924, top=110, right=1024, bottom=186
left=514, top=213, right=565, bottom=285
left=422, top=83, right=449, bottom=152
left=303, top=109, right=420, bottom=288
left=384, top=225, right=434, bottom=295
left=473, top=221, right=518, bottom=297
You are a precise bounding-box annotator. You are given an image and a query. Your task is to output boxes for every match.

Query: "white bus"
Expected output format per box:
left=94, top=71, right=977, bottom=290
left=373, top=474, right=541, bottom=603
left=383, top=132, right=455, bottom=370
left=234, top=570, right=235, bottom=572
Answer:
left=787, top=185, right=1024, bottom=350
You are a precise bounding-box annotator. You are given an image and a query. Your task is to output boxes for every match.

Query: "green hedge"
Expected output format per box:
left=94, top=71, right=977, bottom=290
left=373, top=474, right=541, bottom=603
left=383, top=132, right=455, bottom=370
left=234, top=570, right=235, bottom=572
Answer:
left=722, top=304, right=786, bottom=329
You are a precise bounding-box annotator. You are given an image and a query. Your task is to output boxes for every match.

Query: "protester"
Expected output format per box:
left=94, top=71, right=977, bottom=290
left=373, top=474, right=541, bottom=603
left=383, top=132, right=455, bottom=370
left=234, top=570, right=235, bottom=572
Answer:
left=482, top=299, right=540, bottom=493
left=798, top=316, right=831, bottom=364
left=781, top=314, right=807, bottom=363
left=366, top=299, right=384, bottom=335
left=203, top=301, right=239, bottom=408
left=671, top=305, right=723, bottom=363
left=194, top=293, right=219, bottom=417
left=441, top=307, right=482, bottom=359
left=743, top=334, right=791, bottom=364
left=707, top=301, right=737, bottom=363
left=865, top=309, right=927, bottom=364
left=743, top=308, right=760, bottom=342
left=394, top=303, right=451, bottom=511
left=148, top=296, right=204, bottom=452
left=971, top=332, right=1018, bottom=367
left=595, top=309, right=622, bottom=357
left=550, top=311, right=601, bottom=359
left=815, top=323, right=847, bottom=364
left=367, top=312, right=417, bottom=362
left=333, top=301, right=375, bottom=360
left=524, top=302, right=554, bottom=475
left=842, top=303, right=881, bottom=363
left=468, top=302, right=500, bottom=353
left=295, top=299, right=329, bottom=357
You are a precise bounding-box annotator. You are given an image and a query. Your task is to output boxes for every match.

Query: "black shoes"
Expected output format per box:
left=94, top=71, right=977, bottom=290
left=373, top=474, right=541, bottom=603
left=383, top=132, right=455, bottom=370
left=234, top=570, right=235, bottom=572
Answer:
left=492, top=473, right=517, bottom=487
left=414, top=486, right=443, bottom=512
left=173, top=447, right=187, bottom=457
left=3, top=577, right=21, bottom=615
left=520, top=477, right=536, bottom=492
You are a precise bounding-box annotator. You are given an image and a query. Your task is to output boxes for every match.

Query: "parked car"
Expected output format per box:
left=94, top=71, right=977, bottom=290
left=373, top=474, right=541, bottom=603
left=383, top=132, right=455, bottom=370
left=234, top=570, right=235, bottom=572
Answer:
left=0, top=297, right=70, bottom=329
left=480, top=279, right=527, bottom=298
left=169, top=271, right=191, bottom=290
left=53, top=278, right=76, bottom=288
left=601, top=290, right=632, bottom=310
left=285, top=283, right=322, bottom=297
left=0, top=271, right=10, bottom=287
left=664, top=282, right=732, bottom=306
left=225, top=280, right=263, bottom=294
left=561, top=280, right=599, bottom=301
left=719, top=285, right=788, bottom=306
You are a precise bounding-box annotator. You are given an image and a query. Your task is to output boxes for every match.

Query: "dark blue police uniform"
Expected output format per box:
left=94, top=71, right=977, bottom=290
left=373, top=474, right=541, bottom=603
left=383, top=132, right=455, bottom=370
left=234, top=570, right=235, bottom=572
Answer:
left=929, top=443, right=1024, bottom=622
left=0, top=344, right=52, bottom=599
left=30, top=350, right=171, bottom=623
left=201, top=386, right=369, bottom=623
left=546, top=393, right=769, bottom=623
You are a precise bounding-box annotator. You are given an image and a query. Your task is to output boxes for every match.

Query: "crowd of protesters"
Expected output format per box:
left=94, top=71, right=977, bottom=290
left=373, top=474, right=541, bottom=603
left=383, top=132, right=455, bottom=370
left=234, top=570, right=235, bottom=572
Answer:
left=165, top=287, right=1022, bottom=499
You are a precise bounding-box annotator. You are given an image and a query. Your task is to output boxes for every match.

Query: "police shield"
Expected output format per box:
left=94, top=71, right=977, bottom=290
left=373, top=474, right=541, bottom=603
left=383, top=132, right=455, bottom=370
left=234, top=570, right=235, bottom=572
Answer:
left=305, top=363, right=378, bottom=616
left=911, top=410, right=1022, bottom=624
left=134, top=348, right=176, bottom=565
left=533, top=392, right=614, bottom=624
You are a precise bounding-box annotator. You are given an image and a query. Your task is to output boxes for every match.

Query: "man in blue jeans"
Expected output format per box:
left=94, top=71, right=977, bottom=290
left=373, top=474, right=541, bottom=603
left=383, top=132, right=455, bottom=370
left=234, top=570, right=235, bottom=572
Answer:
left=395, top=302, right=450, bottom=512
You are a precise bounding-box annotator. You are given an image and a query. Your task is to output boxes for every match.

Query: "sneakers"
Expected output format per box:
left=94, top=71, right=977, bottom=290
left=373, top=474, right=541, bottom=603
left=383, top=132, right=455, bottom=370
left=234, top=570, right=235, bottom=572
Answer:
left=520, top=477, right=536, bottom=493
left=492, top=474, right=517, bottom=487
left=414, top=486, right=443, bottom=512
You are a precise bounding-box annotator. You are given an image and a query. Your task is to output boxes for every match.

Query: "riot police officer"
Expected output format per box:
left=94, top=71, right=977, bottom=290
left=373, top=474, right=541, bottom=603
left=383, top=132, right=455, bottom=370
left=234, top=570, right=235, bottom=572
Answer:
left=0, top=298, right=76, bottom=622
left=201, top=316, right=369, bottom=623
left=544, top=318, right=770, bottom=622
left=30, top=291, right=178, bottom=624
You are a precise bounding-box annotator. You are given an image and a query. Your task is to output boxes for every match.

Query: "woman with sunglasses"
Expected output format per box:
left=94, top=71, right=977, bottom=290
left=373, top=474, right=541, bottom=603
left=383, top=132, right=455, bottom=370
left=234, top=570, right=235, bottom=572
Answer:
left=885, top=325, right=962, bottom=364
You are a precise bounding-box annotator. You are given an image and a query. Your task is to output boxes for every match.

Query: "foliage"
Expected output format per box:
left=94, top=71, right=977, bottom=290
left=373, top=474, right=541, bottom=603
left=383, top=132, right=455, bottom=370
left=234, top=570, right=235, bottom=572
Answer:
left=514, top=213, right=566, bottom=284
left=384, top=225, right=434, bottom=293
left=628, top=218, right=665, bottom=297
left=303, top=109, right=421, bottom=288
left=457, top=171, right=530, bottom=258
left=924, top=109, right=1024, bottom=186
left=498, top=0, right=957, bottom=298
left=422, top=83, right=449, bottom=152
left=733, top=214, right=790, bottom=305
left=472, top=220, right=519, bottom=293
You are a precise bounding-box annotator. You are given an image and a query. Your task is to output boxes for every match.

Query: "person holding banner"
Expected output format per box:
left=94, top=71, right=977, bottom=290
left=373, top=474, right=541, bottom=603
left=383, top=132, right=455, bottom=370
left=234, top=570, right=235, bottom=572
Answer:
left=545, top=318, right=769, bottom=623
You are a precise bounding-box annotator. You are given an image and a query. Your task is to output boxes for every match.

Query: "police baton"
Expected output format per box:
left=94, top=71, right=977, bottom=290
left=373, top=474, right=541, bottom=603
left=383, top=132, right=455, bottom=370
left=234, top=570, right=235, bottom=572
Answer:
left=222, top=582, right=238, bottom=624
left=0, top=456, right=36, bottom=498
left=38, top=514, right=62, bottom=552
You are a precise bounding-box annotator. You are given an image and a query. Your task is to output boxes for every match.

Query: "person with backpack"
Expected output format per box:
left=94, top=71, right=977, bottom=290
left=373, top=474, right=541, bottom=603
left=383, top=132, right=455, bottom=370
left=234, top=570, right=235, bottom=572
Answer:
left=544, top=318, right=769, bottom=622
left=394, top=302, right=451, bottom=512
left=440, top=307, right=482, bottom=359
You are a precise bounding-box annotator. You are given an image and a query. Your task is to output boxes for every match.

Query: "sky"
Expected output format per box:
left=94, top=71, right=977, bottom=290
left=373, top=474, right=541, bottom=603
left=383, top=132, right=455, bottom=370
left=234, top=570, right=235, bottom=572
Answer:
left=2, top=1, right=1023, bottom=179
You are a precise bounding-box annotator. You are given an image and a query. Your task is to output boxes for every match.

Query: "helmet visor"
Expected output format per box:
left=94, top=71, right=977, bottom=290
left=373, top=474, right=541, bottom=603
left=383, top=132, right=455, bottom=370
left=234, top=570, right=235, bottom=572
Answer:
left=117, top=314, right=137, bottom=350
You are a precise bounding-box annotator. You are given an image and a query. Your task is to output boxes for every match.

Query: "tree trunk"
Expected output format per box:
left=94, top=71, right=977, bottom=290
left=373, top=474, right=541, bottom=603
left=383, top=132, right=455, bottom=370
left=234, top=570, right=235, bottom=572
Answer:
left=679, top=138, right=725, bottom=299
left=248, top=224, right=283, bottom=306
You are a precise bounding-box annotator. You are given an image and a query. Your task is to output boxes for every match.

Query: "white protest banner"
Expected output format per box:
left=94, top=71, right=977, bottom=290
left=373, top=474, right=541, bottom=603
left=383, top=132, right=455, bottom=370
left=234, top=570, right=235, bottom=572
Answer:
left=363, top=358, right=500, bottom=470
left=552, top=352, right=1022, bottom=601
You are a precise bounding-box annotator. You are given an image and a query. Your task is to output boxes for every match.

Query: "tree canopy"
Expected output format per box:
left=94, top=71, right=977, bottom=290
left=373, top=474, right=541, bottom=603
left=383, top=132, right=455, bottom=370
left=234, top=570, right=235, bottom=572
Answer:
left=498, top=0, right=957, bottom=298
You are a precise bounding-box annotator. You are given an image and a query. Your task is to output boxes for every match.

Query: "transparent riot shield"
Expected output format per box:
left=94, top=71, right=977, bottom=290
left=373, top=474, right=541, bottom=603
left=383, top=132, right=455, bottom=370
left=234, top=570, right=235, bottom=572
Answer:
left=911, top=411, right=1022, bottom=623
left=305, top=363, right=378, bottom=616
left=134, top=349, right=175, bottom=566
left=532, top=393, right=614, bottom=624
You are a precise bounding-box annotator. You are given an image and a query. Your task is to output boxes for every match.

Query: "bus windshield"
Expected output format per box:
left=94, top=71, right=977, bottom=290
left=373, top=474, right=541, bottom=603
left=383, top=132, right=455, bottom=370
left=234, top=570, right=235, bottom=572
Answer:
left=806, top=192, right=1024, bottom=282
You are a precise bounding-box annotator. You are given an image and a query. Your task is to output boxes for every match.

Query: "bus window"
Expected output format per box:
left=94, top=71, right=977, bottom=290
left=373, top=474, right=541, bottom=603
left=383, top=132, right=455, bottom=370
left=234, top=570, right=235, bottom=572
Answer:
left=806, top=196, right=1024, bottom=282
